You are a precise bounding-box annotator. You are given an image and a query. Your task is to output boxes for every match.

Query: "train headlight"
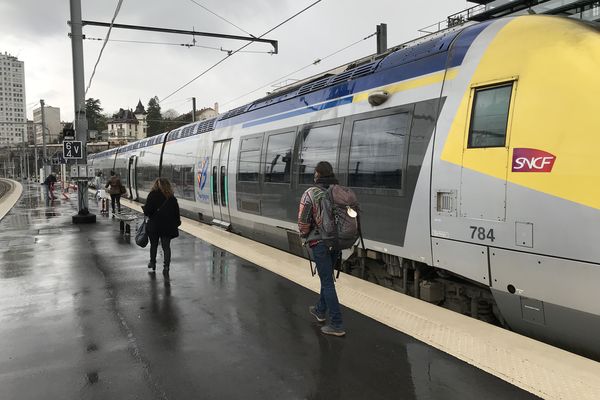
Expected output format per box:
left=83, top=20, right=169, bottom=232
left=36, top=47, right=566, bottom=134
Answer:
left=368, top=90, right=389, bottom=106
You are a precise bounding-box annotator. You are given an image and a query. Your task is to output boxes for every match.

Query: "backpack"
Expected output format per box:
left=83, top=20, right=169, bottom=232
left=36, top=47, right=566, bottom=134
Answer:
left=318, top=184, right=362, bottom=251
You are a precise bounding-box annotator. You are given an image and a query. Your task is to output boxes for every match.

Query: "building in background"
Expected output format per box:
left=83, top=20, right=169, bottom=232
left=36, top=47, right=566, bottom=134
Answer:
left=107, top=100, right=147, bottom=146
left=32, top=104, right=61, bottom=144
left=133, top=100, right=147, bottom=139
left=195, top=102, right=219, bottom=121
left=0, top=52, right=26, bottom=146
left=26, top=120, right=35, bottom=144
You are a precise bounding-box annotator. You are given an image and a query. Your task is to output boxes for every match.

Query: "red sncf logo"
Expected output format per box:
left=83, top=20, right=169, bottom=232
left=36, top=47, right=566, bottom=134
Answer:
left=512, top=148, right=556, bottom=172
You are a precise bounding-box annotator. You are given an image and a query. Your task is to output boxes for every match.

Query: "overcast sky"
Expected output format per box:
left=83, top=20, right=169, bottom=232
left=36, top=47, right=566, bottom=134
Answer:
left=1, top=0, right=471, bottom=121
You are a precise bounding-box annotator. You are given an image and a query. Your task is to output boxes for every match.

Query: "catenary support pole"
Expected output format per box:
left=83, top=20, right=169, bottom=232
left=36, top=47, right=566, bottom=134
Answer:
left=376, top=23, right=387, bottom=54
left=69, top=0, right=95, bottom=223
left=192, top=97, right=197, bottom=122
left=33, top=124, right=38, bottom=182
left=40, top=99, right=48, bottom=178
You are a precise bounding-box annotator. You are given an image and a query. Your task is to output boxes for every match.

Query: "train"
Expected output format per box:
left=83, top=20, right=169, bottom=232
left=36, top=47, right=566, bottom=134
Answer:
left=89, top=15, right=600, bottom=360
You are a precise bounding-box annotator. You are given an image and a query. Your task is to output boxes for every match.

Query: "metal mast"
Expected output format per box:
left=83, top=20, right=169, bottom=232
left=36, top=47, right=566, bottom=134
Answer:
left=69, top=0, right=95, bottom=223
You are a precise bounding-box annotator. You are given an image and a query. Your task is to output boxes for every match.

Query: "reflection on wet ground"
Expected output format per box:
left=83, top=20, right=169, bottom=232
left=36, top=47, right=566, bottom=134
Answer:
left=0, top=184, right=540, bottom=400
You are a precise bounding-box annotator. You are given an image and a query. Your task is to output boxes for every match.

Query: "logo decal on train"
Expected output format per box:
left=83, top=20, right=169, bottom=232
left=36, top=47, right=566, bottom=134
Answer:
left=196, top=157, right=210, bottom=202
left=512, top=148, right=556, bottom=173
left=197, top=157, right=209, bottom=190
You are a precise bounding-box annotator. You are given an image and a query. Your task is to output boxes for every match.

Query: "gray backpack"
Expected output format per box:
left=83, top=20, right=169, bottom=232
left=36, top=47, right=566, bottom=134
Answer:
left=319, top=185, right=362, bottom=251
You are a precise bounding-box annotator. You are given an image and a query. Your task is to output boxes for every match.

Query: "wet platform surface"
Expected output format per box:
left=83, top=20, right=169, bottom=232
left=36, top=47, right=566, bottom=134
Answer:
left=0, top=184, right=540, bottom=400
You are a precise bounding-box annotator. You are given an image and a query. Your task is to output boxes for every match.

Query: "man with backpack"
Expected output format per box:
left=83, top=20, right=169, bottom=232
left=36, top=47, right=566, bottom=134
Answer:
left=298, top=161, right=360, bottom=337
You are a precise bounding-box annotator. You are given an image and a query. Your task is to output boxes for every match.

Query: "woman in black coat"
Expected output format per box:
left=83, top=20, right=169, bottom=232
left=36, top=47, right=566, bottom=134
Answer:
left=143, top=178, right=181, bottom=274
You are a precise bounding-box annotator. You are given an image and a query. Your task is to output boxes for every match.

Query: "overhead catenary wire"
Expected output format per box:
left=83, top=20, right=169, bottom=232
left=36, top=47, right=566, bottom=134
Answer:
left=161, top=0, right=322, bottom=103
left=187, top=0, right=256, bottom=38
left=160, top=97, right=194, bottom=109
left=221, top=31, right=378, bottom=107
left=84, top=0, right=124, bottom=98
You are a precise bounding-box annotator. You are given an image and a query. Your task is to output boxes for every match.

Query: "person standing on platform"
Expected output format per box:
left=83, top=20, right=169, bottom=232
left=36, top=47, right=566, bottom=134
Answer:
left=94, top=171, right=104, bottom=201
left=105, top=171, right=123, bottom=215
left=143, top=177, right=181, bottom=276
left=298, top=161, right=345, bottom=337
left=43, top=173, right=57, bottom=201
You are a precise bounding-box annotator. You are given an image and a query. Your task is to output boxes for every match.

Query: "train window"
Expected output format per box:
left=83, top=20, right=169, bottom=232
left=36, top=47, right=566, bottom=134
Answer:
left=299, top=124, right=340, bottom=184
left=212, top=166, right=218, bottom=204
left=265, top=131, right=294, bottom=184
left=348, top=113, right=408, bottom=189
left=238, top=136, right=263, bottom=182
left=468, top=84, right=512, bottom=148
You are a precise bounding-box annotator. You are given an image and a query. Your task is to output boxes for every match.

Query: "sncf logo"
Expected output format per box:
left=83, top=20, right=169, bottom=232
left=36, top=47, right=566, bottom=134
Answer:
left=512, top=148, right=556, bottom=173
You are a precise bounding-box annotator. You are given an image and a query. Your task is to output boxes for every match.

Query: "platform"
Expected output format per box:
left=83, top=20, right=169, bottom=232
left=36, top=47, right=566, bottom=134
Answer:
left=0, top=181, right=595, bottom=399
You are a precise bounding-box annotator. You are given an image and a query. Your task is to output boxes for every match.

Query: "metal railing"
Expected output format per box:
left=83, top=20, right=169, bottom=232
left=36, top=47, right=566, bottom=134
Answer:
left=419, top=5, right=485, bottom=34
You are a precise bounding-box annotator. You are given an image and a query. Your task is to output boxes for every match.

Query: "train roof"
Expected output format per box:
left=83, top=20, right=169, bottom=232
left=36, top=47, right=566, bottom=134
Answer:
left=99, top=19, right=493, bottom=156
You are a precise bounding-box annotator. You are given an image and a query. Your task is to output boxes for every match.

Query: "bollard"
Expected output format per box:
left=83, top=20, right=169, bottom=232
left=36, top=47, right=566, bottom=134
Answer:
left=120, top=220, right=125, bottom=232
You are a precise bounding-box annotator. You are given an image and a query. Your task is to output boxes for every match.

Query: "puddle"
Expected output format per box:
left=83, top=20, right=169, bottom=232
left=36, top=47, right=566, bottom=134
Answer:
left=86, top=371, right=99, bottom=384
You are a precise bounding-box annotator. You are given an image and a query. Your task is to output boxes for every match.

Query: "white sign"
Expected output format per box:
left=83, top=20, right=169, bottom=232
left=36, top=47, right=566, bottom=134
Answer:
left=70, top=164, right=90, bottom=178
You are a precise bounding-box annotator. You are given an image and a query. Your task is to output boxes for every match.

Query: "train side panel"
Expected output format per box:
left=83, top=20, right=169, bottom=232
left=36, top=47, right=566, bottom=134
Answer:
left=161, top=135, right=201, bottom=218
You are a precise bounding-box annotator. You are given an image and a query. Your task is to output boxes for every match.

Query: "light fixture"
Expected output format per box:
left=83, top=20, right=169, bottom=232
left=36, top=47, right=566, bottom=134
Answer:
left=367, top=90, right=389, bottom=106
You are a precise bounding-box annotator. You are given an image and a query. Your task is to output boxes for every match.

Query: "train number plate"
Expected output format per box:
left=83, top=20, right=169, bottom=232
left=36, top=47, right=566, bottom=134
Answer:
left=469, top=226, right=495, bottom=242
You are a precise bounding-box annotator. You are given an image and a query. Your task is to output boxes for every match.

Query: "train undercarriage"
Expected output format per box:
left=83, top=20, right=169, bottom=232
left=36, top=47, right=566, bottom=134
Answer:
left=342, top=248, right=503, bottom=327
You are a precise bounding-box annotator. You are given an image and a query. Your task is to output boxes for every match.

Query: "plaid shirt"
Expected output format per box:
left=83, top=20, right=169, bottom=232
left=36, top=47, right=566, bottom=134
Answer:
left=297, top=185, right=327, bottom=238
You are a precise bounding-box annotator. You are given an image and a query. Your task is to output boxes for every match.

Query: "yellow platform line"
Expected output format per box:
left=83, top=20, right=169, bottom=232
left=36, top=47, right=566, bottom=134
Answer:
left=121, top=198, right=600, bottom=400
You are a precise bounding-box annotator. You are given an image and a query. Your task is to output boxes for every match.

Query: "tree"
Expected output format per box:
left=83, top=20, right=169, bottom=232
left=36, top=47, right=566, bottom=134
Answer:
left=85, top=98, right=107, bottom=134
left=162, top=108, right=184, bottom=131
left=163, top=109, right=180, bottom=120
left=146, top=96, right=163, bottom=136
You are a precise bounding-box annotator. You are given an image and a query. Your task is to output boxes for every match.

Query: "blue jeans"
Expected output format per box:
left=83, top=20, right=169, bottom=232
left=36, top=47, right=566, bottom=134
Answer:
left=312, top=242, right=343, bottom=328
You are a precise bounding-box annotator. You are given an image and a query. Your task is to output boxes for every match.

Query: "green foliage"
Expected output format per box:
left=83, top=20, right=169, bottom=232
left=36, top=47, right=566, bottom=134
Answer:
left=146, top=96, right=163, bottom=136
left=85, top=98, right=107, bottom=133
left=162, top=110, right=195, bottom=132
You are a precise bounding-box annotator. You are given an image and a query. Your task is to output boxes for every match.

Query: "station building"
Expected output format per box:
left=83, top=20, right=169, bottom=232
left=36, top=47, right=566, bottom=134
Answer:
left=107, top=100, right=148, bottom=146
left=32, top=104, right=61, bottom=145
left=0, top=53, right=26, bottom=147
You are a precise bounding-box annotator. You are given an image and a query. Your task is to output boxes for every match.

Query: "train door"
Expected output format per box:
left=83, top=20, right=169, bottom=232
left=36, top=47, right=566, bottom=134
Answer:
left=459, top=81, right=516, bottom=222
left=210, top=140, right=231, bottom=224
left=128, top=155, right=138, bottom=201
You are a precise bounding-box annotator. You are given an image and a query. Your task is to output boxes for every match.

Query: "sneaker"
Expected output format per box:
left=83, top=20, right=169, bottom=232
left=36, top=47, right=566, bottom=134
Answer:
left=148, top=262, right=156, bottom=271
left=321, top=325, right=345, bottom=337
left=309, top=306, right=326, bottom=323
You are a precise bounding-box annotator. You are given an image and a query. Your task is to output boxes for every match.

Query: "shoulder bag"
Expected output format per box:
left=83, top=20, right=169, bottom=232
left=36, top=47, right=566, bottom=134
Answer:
left=135, top=218, right=149, bottom=247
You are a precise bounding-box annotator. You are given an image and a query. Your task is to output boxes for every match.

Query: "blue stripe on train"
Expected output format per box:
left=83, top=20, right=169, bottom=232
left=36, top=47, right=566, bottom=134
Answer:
left=242, top=97, right=354, bottom=128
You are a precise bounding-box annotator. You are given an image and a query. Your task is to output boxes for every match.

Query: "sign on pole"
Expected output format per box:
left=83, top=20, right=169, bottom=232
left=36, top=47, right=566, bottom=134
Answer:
left=63, top=140, right=83, bottom=159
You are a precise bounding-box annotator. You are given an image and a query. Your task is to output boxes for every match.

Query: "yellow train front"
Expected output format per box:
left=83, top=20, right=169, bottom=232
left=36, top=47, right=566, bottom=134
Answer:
left=431, top=16, right=600, bottom=358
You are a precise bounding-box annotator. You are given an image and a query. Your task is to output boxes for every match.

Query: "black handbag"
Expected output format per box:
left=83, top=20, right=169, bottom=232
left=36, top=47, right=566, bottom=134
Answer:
left=135, top=218, right=149, bottom=248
